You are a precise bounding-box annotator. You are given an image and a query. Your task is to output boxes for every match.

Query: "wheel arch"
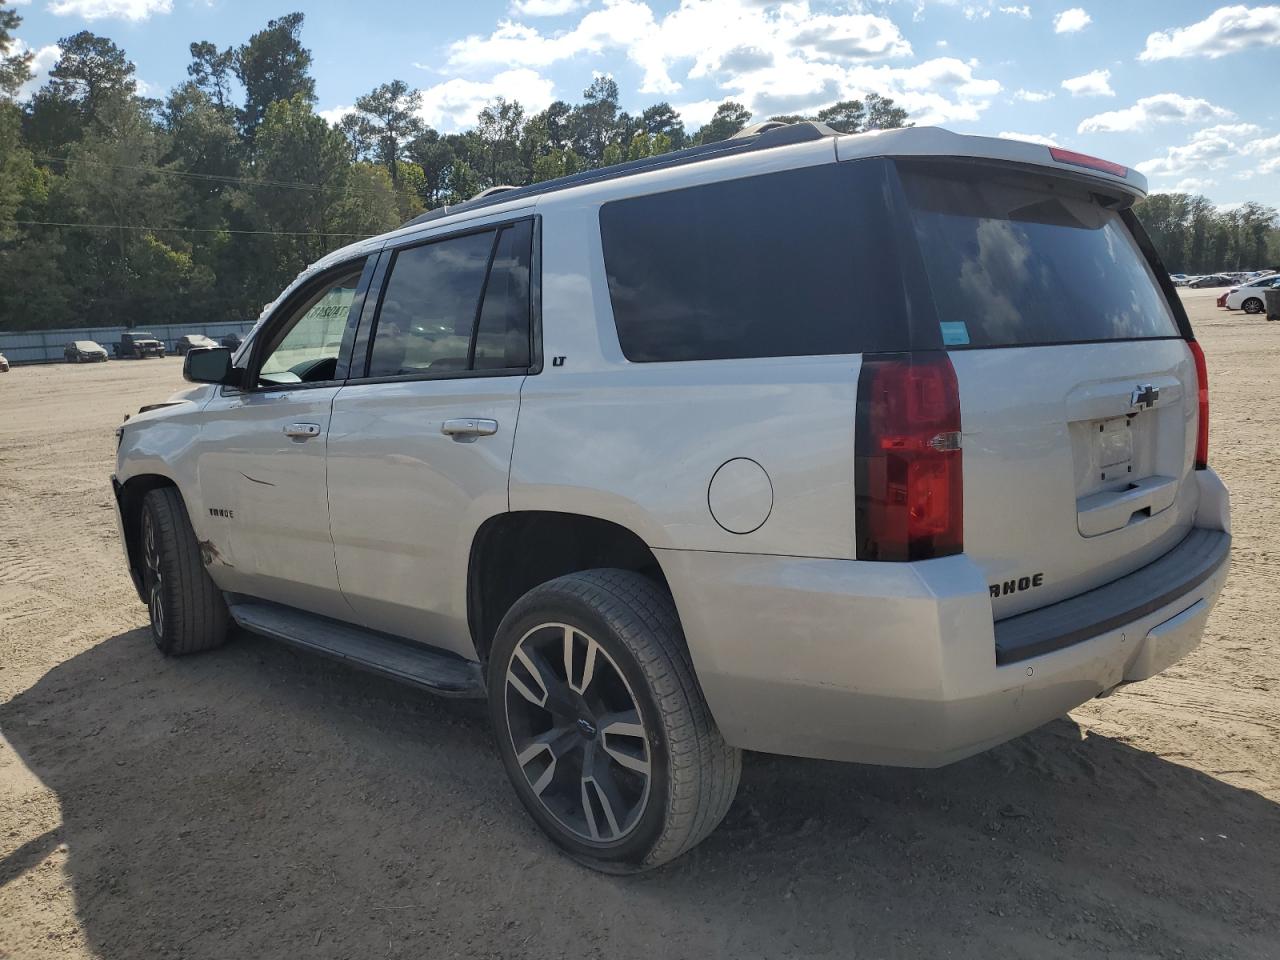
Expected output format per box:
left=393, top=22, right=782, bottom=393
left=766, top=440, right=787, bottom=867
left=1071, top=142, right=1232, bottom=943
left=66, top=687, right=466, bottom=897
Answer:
left=467, top=511, right=672, bottom=666
left=116, top=473, right=182, bottom=602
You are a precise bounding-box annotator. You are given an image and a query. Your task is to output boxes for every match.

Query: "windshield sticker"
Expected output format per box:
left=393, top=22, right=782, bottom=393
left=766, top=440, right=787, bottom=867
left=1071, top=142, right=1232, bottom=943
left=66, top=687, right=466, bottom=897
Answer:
left=940, top=321, right=970, bottom=346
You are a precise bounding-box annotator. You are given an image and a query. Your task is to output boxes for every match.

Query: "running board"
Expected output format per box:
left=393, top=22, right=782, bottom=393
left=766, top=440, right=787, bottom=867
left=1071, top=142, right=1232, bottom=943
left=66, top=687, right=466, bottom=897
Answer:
left=226, top=600, right=485, bottom=698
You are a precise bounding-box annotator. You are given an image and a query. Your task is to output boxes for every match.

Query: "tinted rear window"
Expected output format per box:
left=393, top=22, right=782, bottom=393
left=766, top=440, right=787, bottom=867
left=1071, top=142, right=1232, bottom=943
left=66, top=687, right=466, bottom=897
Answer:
left=899, top=162, right=1179, bottom=347
left=599, top=161, right=912, bottom=362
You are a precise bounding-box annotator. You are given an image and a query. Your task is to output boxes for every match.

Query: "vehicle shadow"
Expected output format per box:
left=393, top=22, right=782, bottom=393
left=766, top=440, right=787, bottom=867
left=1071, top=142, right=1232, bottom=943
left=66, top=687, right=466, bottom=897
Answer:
left=2, top=628, right=1277, bottom=960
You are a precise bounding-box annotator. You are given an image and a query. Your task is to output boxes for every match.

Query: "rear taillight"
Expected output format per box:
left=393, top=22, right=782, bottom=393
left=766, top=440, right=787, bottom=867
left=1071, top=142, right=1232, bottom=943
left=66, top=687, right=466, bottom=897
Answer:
left=1188, top=340, right=1209, bottom=470
left=855, top=353, right=963, bottom=561
left=1048, top=147, right=1128, bottom=178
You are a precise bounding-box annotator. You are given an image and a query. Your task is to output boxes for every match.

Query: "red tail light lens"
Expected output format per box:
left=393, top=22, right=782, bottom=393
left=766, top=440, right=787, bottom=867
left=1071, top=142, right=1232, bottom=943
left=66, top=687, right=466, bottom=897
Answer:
left=1188, top=340, right=1209, bottom=470
left=855, top=353, right=963, bottom=561
left=1049, top=147, right=1128, bottom=178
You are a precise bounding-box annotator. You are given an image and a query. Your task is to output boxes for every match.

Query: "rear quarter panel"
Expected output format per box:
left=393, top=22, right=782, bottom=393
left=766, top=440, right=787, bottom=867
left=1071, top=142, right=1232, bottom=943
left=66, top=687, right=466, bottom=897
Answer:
left=511, top=177, right=862, bottom=559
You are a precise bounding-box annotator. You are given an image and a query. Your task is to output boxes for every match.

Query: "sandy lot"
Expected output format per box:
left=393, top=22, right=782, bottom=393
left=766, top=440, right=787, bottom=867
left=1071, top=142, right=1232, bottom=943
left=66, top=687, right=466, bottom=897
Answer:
left=1, top=289, right=1277, bottom=959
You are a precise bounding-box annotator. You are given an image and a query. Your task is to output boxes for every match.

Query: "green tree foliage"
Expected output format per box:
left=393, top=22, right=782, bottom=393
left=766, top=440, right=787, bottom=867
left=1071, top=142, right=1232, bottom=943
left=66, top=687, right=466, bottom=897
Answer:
left=695, top=101, right=752, bottom=144
left=234, top=12, right=314, bottom=138
left=1133, top=193, right=1279, bottom=274
left=771, top=93, right=911, bottom=134
left=0, top=7, right=933, bottom=333
left=343, top=79, right=424, bottom=185
left=0, top=6, right=32, bottom=98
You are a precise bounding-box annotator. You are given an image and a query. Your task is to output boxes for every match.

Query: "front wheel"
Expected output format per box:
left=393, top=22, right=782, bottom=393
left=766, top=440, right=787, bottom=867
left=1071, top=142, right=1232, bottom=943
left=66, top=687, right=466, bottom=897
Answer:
left=1243, top=297, right=1264, bottom=315
left=489, top=569, right=741, bottom=872
left=140, top=487, right=229, bottom=655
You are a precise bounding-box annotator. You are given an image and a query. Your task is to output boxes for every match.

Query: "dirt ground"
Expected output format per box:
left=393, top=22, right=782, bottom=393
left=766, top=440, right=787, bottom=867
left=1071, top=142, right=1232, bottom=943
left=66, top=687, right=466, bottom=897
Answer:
left=1, top=289, right=1277, bottom=960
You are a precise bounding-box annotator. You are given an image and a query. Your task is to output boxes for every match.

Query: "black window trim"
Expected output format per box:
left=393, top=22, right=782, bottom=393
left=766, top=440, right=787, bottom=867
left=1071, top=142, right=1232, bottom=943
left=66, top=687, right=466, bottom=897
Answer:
left=227, top=254, right=376, bottom=395
left=346, top=213, right=541, bottom=387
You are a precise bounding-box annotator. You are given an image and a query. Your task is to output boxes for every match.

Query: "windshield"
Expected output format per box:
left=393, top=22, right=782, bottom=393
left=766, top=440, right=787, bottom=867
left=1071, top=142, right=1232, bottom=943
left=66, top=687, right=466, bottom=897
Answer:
left=898, top=161, right=1180, bottom=348
left=74, top=341, right=97, bottom=349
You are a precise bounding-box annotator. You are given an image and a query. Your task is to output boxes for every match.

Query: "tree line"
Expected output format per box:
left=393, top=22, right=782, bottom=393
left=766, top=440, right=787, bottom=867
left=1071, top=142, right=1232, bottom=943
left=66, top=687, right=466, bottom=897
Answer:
left=0, top=5, right=1275, bottom=333
left=0, top=7, right=909, bottom=332
left=1132, top=193, right=1278, bottom=275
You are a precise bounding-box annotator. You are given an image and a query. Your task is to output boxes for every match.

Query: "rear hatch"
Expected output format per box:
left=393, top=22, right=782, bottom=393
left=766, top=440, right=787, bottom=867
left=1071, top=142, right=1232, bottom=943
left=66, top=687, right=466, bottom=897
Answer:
left=897, top=159, right=1200, bottom=618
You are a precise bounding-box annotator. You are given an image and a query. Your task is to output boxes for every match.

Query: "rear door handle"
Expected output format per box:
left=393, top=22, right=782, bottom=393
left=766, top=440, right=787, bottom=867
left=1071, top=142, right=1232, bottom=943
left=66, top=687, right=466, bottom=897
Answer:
left=441, top=418, right=498, bottom=441
left=283, top=422, right=322, bottom=439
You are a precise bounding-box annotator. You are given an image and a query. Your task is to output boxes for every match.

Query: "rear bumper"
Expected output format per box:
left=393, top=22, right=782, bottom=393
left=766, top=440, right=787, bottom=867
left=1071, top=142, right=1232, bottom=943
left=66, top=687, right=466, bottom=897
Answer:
left=659, top=470, right=1231, bottom=768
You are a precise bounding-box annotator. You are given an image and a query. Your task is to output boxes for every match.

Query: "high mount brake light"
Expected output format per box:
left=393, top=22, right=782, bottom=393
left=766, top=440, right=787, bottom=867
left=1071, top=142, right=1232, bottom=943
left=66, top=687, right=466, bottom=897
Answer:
left=855, top=353, right=964, bottom=562
left=1049, top=147, right=1128, bottom=178
left=1188, top=340, right=1210, bottom=470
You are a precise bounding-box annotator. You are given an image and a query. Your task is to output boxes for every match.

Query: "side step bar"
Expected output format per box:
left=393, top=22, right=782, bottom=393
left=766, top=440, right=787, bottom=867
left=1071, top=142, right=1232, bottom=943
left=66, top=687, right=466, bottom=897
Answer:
left=227, top=599, right=485, bottom=698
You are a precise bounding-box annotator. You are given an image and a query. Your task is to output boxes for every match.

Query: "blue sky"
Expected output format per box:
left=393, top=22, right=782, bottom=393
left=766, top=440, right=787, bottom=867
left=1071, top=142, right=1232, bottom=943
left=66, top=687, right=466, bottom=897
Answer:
left=7, top=0, right=1280, bottom=207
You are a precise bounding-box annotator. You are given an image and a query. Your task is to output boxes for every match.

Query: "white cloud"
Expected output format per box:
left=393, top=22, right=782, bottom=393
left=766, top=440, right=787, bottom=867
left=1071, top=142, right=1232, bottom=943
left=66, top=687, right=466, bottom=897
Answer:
left=47, top=0, right=172, bottom=21
left=999, top=5, right=1031, bottom=16
left=997, top=130, right=1060, bottom=146
left=1242, top=132, right=1280, bottom=174
left=510, top=0, right=587, bottom=15
left=8, top=40, right=60, bottom=101
left=1136, top=123, right=1263, bottom=177
left=449, top=0, right=914, bottom=101
left=1140, top=4, right=1280, bottom=60
left=1171, top=177, right=1216, bottom=193
left=1013, top=88, right=1054, bottom=102
left=318, top=105, right=354, bottom=126
left=1053, top=7, right=1091, bottom=32
left=1077, top=93, right=1232, bottom=134
left=415, top=68, right=556, bottom=131
left=1061, top=68, right=1113, bottom=97
left=443, top=0, right=1002, bottom=126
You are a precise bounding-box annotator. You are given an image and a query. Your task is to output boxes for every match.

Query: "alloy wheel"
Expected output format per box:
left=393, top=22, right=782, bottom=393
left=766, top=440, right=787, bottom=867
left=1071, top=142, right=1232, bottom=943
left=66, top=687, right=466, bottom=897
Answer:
left=142, top=510, right=164, bottom=641
left=503, top=622, right=652, bottom=843
left=1243, top=298, right=1263, bottom=314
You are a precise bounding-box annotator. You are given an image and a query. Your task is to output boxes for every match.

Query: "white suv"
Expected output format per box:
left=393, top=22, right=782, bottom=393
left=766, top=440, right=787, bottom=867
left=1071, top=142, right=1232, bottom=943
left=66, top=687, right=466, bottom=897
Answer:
left=113, top=123, right=1231, bottom=872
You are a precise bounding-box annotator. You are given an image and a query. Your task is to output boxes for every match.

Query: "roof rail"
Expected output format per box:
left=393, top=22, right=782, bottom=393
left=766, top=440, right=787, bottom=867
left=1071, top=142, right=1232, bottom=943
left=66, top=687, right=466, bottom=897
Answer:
left=398, top=120, right=838, bottom=230
left=471, top=185, right=519, bottom=200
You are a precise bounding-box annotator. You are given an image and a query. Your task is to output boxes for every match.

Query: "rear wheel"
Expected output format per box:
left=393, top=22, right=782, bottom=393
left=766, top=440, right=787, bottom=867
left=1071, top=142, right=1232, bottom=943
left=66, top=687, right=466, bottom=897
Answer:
left=140, top=487, right=229, bottom=655
left=1243, top=297, right=1264, bottom=314
left=489, top=569, right=740, bottom=872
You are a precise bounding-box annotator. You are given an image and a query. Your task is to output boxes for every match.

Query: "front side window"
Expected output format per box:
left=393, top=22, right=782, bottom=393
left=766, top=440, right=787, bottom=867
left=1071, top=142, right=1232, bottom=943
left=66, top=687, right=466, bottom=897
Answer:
left=366, top=220, right=534, bottom=379
left=258, top=264, right=365, bottom=386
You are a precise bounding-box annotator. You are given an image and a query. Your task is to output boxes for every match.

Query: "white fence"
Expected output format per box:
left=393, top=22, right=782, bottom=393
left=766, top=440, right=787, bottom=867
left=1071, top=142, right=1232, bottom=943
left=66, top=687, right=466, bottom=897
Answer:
left=0, top=321, right=257, bottom=365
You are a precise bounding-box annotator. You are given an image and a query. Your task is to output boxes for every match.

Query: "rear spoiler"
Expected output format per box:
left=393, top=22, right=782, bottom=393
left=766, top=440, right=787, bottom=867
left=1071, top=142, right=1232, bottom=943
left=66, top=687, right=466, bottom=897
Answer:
left=836, top=127, right=1146, bottom=199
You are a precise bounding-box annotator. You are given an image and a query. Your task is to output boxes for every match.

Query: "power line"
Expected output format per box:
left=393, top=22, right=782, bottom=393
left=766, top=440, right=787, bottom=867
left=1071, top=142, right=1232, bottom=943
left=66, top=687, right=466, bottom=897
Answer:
left=6, top=219, right=374, bottom=238
left=33, top=154, right=327, bottom=192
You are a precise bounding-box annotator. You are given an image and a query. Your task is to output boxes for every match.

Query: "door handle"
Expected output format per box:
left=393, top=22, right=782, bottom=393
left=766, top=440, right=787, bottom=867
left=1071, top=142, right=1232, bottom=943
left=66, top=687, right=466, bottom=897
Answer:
left=283, top=422, right=322, bottom=440
left=441, top=418, right=499, bottom=441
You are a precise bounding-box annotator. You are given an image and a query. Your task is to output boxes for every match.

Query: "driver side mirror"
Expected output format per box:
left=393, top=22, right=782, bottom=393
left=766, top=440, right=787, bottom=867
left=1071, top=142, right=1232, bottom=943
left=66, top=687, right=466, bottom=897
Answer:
left=183, top=347, right=243, bottom=387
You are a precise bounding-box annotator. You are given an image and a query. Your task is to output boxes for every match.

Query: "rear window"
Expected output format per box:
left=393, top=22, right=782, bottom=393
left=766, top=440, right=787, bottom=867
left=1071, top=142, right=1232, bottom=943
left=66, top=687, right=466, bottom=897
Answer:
left=899, top=162, right=1179, bottom=347
left=599, top=161, right=912, bottom=362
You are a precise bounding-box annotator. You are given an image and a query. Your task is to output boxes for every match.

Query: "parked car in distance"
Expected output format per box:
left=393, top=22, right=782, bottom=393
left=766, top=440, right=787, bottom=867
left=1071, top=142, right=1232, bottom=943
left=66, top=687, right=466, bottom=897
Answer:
left=114, top=332, right=166, bottom=359
left=64, top=339, right=110, bottom=363
left=175, top=334, right=219, bottom=355
left=1170, top=273, right=1191, bottom=286
left=220, top=333, right=244, bottom=350
left=0, top=351, right=8, bottom=372
left=1225, top=274, right=1280, bottom=313
left=113, top=123, right=1231, bottom=872
left=1188, top=274, right=1232, bottom=288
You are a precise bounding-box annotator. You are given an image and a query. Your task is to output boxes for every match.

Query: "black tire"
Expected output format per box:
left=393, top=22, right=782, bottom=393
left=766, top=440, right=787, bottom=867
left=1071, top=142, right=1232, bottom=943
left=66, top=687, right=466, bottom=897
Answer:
left=488, top=569, right=741, bottom=873
left=1243, top=297, right=1264, bottom=315
left=140, top=487, right=229, bottom=655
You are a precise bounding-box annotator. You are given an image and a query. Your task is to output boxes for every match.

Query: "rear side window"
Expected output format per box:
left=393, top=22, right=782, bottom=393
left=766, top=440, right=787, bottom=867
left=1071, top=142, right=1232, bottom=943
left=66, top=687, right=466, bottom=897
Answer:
left=899, top=162, right=1180, bottom=347
left=599, top=161, right=912, bottom=362
left=367, top=220, right=534, bottom=379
